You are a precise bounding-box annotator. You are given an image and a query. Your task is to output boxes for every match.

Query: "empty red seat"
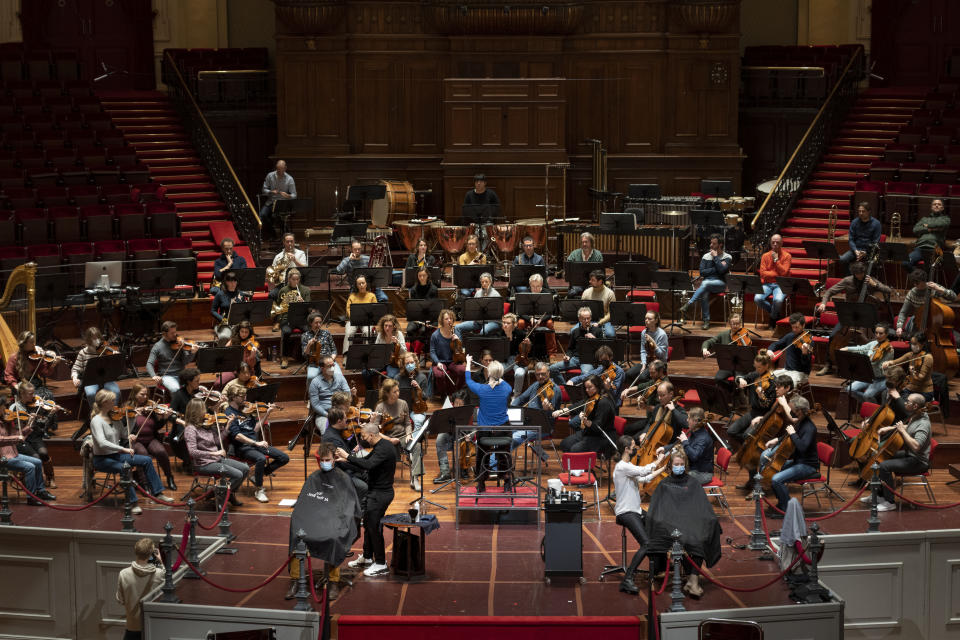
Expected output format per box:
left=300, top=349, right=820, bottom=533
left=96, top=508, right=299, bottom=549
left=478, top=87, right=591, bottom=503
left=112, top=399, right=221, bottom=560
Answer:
left=914, top=144, right=945, bottom=164
left=79, top=203, right=113, bottom=240
left=68, top=185, right=101, bottom=206
left=61, top=241, right=94, bottom=262
left=929, top=165, right=959, bottom=184
left=0, top=168, right=25, bottom=189
left=2, top=187, right=36, bottom=208
left=0, top=212, right=15, bottom=247
left=898, top=162, right=930, bottom=183
left=160, top=237, right=192, bottom=257
left=100, top=184, right=131, bottom=205
left=49, top=205, right=81, bottom=242
left=15, top=207, right=47, bottom=244
left=115, top=202, right=145, bottom=238
left=884, top=143, right=914, bottom=162
left=132, top=182, right=164, bottom=203
left=0, top=245, right=27, bottom=268
left=146, top=200, right=178, bottom=238
left=93, top=240, right=126, bottom=260
left=26, top=243, right=61, bottom=267
left=918, top=183, right=949, bottom=197
left=885, top=182, right=917, bottom=195
left=36, top=186, right=70, bottom=207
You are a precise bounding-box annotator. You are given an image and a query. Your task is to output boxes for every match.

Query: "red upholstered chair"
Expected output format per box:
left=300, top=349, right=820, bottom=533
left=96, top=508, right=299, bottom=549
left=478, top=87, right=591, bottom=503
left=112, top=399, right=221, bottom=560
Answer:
left=26, top=244, right=61, bottom=267
left=115, top=203, right=146, bottom=239
left=0, top=213, right=15, bottom=248
left=928, top=165, right=958, bottom=184
left=94, top=240, right=126, bottom=261
left=80, top=203, right=114, bottom=240
left=896, top=439, right=937, bottom=510
left=101, top=183, right=132, bottom=205
left=898, top=162, right=930, bottom=184
left=914, top=144, right=945, bottom=164
left=0, top=168, right=25, bottom=189
left=49, top=205, right=81, bottom=242
left=896, top=125, right=924, bottom=145
left=69, top=185, right=102, bottom=206
left=147, top=200, right=178, bottom=238
left=62, top=241, right=94, bottom=268
left=558, top=451, right=600, bottom=519
left=15, top=207, right=48, bottom=244
left=703, top=447, right=733, bottom=517
left=3, top=187, right=36, bottom=209
left=869, top=160, right=899, bottom=183
left=793, top=442, right=842, bottom=510
left=0, top=245, right=27, bottom=270
left=883, top=143, right=914, bottom=163
left=132, top=182, right=164, bottom=203
left=160, top=237, right=193, bottom=258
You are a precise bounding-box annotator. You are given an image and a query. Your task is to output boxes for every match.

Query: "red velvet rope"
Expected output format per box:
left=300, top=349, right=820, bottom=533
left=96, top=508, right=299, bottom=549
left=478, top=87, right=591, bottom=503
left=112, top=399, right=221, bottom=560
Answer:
left=685, top=551, right=804, bottom=593
left=196, top=488, right=231, bottom=530
left=134, top=482, right=213, bottom=507
left=305, top=555, right=330, bottom=605
left=171, top=521, right=190, bottom=571
left=882, top=482, right=960, bottom=510
left=758, top=500, right=778, bottom=551
left=760, top=482, right=868, bottom=521
left=173, top=543, right=293, bottom=593
left=653, top=562, right=671, bottom=595
left=9, top=474, right=121, bottom=511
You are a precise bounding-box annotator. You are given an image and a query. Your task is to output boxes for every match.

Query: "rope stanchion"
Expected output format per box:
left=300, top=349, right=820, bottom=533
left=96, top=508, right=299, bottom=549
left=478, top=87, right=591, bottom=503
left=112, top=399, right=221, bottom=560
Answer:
left=172, top=543, right=293, bottom=593
left=653, top=563, right=671, bottom=596
left=760, top=482, right=868, bottom=522
left=305, top=556, right=330, bottom=605
left=1, top=456, right=14, bottom=525
left=158, top=522, right=181, bottom=603
left=9, top=474, right=121, bottom=511
left=196, top=488, right=231, bottom=531
left=685, top=551, right=804, bottom=593
left=134, top=481, right=212, bottom=507
left=883, top=482, right=960, bottom=510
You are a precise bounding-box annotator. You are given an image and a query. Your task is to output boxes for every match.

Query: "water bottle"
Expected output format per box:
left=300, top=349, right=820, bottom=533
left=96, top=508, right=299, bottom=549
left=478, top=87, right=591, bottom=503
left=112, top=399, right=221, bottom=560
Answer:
left=270, top=345, right=278, bottom=362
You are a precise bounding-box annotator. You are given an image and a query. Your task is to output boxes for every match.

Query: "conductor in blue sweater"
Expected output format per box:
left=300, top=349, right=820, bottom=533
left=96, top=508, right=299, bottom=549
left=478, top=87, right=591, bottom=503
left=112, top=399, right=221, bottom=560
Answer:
left=465, top=354, right=513, bottom=493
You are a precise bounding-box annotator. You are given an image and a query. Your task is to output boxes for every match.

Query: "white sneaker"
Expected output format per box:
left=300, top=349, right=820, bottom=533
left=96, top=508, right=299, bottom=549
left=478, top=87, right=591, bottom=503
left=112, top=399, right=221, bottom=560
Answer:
left=363, top=563, right=389, bottom=577
left=155, top=493, right=174, bottom=503
left=348, top=555, right=372, bottom=569
left=876, top=499, right=896, bottom=512
left=131, top=505, right=143, bottom=515
left=411, top=477, right=422, bottom=492
left=254, top=489, right=269, bottom=503
left=859, top=494, right=874, bottom=504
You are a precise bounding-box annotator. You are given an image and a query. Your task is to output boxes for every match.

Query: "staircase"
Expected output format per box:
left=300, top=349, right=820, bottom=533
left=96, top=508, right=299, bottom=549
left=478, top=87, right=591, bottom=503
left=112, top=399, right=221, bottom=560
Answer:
left=98, top=90, right=240, bottom=284
left=776, top=88, right=929, bottom=279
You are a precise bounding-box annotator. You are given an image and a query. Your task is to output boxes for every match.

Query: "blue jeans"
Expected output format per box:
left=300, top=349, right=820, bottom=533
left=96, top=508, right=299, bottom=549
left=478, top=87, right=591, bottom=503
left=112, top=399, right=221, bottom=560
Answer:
left=93, top=452, right=164, bottom=503
left=850, top=378, right=887, bottom=404
left=7, top=454, right=44, bottom=493
left=598, top=321, right=616, bottom=339
left=511, top=429, right=541, bottom=450
left=838, top=250, right=857, bottom=272
left=235, top=444, right=290, bottom=487
left=460, top=288, right=476, bottom=298
left=160, top=375, right=180, bottom=395
left=83, top=381, right=121, bottom=407
left=455, top=320, right=500, bottom=338
left=753, top=283, right=785, bottom=320
left=689, top=278, right=726, bottom=321
left=375, top=288, right=388, bottom=303
left=549, top=355, right=581, bottom=385
left=904, top=247, right=925, bottom=270
left=769, top=459, right=818, bottom=510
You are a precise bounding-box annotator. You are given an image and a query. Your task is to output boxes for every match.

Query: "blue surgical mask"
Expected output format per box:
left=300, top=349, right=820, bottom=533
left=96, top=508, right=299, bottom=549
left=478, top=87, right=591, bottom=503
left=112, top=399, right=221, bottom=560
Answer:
left=672, top=465, right=685, bottom=476
left=320, top=461, right=334, bottom=472
left=405, top=363, right=416, bottom=373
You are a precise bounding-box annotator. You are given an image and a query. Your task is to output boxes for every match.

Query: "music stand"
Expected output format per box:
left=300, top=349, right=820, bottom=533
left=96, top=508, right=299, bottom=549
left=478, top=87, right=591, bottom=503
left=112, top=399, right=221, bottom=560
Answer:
left=462, top=297, right=504, bottom=335
left=700, top=180, right=734, bottom=199
left=344, top=184, right=386, bottom=221
left=453, top=265, right=488, bottom=293
left=509, top=264, right=547, bottom=290
left=628, top=184, right=661, bottom=199
left=689, top=209, right=726, bottom=253
left=714, top=343, right=759, bottom=375
left=139, top=267, right=178, bottom=293
left=194, top=346, right=243, bottom=376
left=404, top=266, right=442, bottom=289
left=600, top=213, right=637, bottom=260
left=835, top=301, right=878, bottom=331
left=462, top=201, right=502, bottom=225
left=348, top=302, right=391, bottom=340
left=167, top=257, right=198, bottom=298
left=610, top=301, right=647, bottom=362
left=406, top=416, right=446, bottom=510
left=577, top=338, right=626, bottom=365
left=35, top=273, right=71, bottom=309
left=514, top=293, right=554, bottom=319
left=79, top=354, right=126, bottom=391
left=726, top=274, right=764, bottom=320
left=331, top=222, right=368, bottom=243
left=516, top=407, right=553, bottom=482
left=559, top=298, right=603, bottom=323
left=614, top=262, right=655, bottom=295
left=353, top=267, right=391, bottom=293
left=345, top=343, right=393, bottom=372
left=428, top=405, right=478, bottom=493
left=802, top=241, right=839, bottom=286
left=406, top=298, right=444, bottom=324
left=651, top=270, right=692, bottom=334
left=564, top=261, right=596, bottom=292
left=296, top=266, right=328, bottom=287
left=288, top=300, right=328, bottom=331
left=231, top=268, right=267, bottom=293
left=775, top=276, right=818, bottom=302
left=562, top=383, right=587, bottom=404
left=272, top=197, right=313, bottom=236
left=226, top=301, right=273, bottom=327
left=835, top=349, right=874, bottom=384
left=463, top=336, right=509, bottom=363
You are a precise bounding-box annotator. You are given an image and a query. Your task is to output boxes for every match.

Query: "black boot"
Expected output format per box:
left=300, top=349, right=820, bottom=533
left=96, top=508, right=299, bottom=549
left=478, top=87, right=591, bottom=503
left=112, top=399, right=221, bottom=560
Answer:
left=619, top=576, right=639, bottom=594
left=166, top=476, right=177, bottom=491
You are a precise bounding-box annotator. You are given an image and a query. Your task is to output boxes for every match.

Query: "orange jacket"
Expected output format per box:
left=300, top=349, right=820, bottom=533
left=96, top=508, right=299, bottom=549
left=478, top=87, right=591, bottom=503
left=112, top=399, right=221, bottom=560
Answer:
left=758, top=249, right=791, bottom=284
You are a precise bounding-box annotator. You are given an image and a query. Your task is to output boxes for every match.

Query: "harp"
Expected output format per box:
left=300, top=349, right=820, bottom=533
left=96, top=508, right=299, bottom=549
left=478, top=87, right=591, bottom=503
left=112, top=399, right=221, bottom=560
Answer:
left=0, top=263, right=37, bottom=367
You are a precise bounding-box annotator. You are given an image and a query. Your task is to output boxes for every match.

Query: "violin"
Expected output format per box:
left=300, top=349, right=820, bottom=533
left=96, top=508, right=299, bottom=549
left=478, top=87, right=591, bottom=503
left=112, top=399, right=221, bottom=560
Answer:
left=173, top=337, right=199, bottom=352
left=517, top=313, right=549, bottom=367
left=241, top=337, right=260, bottom=354
left=28, top=349, right=65, bottom=364
left=390, top=336, right=405, bottom=370
left=772, top=331, right=811, bottom=363
left=97, top=343, right=121, bottom=356
left=730, top=327, right=751, bottom=347
left=245, top=375, right=266, bottom=389
left=195, top=386, right=223, bottom=403
left=109, top=406, right=138, bottom=421
left=3, top=409, right=33, bottom=424
left=871, top=340, right=891, bottom=362
left=202, top=412, right=235, bottom=429
left=241, top=401, right=278, bottom=415
left=341, top=406, right=375, bottom=439
left=137, top=401, right=179, bottom=419
left=411, top=385, right=428, bottom=414
left=450, top=335, right=466, bottom=365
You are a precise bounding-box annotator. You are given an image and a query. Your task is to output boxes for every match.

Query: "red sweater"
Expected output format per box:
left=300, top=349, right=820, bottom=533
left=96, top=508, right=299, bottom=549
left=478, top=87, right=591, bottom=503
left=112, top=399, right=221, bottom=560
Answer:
left=757, top=249, right=792, bottom=284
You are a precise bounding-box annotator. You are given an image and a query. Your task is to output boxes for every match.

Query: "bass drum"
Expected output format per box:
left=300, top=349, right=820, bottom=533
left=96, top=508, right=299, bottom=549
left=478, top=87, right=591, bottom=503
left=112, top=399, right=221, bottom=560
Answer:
left=370, top=180, right=416, bottom=227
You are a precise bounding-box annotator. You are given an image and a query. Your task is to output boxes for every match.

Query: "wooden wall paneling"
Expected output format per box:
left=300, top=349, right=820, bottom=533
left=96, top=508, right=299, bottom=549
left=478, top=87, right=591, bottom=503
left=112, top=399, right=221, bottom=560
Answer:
left=277, top=54, right=348, bottom=153
left=511, top=181, right=562, bottom=220
left=352, top=57, right=395, bottom=153
left=506, top=105, right=530, bottom=146
left=619, top=58, right=665, bottom=153
left=403, top=59, right=444, bottom=153
left=565, top=61, right=609, bottom=156
left=479, top=105, right=504, bottom=146
left=664, top=49, right=740, bottom=151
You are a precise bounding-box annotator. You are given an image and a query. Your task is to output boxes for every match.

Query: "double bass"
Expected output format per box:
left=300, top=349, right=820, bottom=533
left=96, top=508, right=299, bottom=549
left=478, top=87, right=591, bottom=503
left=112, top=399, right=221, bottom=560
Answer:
left=827, top=244, right=879, bottom=364
left=915, top=247, right=958, bottom=378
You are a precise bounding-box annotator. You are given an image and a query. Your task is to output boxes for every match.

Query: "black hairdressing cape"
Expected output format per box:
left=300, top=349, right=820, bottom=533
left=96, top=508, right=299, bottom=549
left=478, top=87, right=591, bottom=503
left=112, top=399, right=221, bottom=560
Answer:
left=288, top=468, right=361, bottom=565
left=645, top=472, right=722, bottom=567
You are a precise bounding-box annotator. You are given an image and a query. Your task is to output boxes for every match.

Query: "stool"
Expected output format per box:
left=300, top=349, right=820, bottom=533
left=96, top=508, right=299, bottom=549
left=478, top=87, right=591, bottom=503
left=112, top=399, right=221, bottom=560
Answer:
left=477, top=435, right=515, bottom=490
left=599, top=526, right=629, bottom=580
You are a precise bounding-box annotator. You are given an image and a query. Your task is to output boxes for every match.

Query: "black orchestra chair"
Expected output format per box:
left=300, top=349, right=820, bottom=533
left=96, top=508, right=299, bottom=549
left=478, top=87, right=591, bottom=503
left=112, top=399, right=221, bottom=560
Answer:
left=181, top=467, right=225, bottom=504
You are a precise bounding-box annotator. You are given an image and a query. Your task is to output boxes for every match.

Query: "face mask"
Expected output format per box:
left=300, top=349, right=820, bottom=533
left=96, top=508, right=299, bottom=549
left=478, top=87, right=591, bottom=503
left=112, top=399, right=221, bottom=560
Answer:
left=911, top=344, right=920, bottom=353
left=672, top=465, right=685, bottom=476
left=405, top=363, right=416, bottom=373
left=320, top=461, right=334, bottom=472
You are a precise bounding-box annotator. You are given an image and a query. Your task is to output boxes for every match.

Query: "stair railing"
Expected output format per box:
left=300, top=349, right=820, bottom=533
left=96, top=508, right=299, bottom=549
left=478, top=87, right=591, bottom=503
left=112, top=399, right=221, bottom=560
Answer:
left=749, top=46, right=865, bottom=253
left=162, top=51, right=262, bottom=262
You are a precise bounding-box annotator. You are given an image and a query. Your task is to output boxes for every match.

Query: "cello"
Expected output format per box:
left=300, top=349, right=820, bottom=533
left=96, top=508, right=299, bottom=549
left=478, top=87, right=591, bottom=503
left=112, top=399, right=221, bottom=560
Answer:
left=915, top=247, right=959, bottom=378
left=848, top=396, right=896, bottom=462
left=734, top=375, right=783, bottom=469
left=631, top=394, right=681, bottom=495
left=761, top=403, right=821, bottom=482
left=827, top=244, right=879, bottom=364
left=858, top=427, right=906, bottom=483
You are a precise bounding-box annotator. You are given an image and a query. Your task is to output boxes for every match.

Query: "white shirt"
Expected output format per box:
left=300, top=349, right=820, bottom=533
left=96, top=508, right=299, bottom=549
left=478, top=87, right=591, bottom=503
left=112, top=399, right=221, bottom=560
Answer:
left=272, top=248, right=307, bottom=268
left=613, top=458, right=660, bottom=516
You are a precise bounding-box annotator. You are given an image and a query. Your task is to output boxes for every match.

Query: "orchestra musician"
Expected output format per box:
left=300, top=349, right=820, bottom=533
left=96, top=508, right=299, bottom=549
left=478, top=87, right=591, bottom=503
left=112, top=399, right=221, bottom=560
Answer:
left=621, top=360, right=669, bottom=437
left=71, top=326, right=121, bottom=407
left=221, top=362, right=260, bottom=400
left=863, top=393, right=931, bottom=511
left=226, top=320, right=263, bottom=379
left=458, top=234, right=486, bottom=297
left=395, top=351, right=429, bottom=429
left=841, top=323, right=895, bottom=404
left=555, top=374, right=617, bottom=456
left=0, top=394, right=56, bottom=504
left=146, top=321, right=197, bottom=394
left=10, top=381, right=57, bottom=488
left=405, top=238, right=436, bottom=269
left=513, top=236, right=545, bottom=294
left=567, top=346, right=624, bottom=413
left=565, top=232, right=603, bottom=298
left=211, top=271, right=251, bottom=345
left=678, top=407, right=713, bottom=486
left=335, top=239, right=390, bottom=303
left=370, top=378, right=422, bottom=492
left=515, top=273, right=559, bottom=358
left=319, top=407, right=369, bottom=506
left=612, top=435, right=667, bottom=595
left=634, top=381, right=688, bottom=447
left=814, top=262, right=891, bottom=376
left=726, top=350, right=777, bottom=450
left=510, top=361, right=560, bottom=454
left=269, top=233, right=307, bottom=315
left=465, top=356, right=513, bottom=493
left=432, top=389, right=468, bottom=484
left=622, top=311, right=669, bottom=387
left=183, top=398, right=247, bottom=507
left=259, top=160, right=296, bottom=238
left=491, top=313, right=529, bottom=394
left=883, top=331, right=935, bottom=402
left=753, top=233, right=791, bottom=328
left=4, top=331, right=61, bottom=401
left=338, top=422, right=397, bottom=578
left=211, top=236, right=247, bottom=294
left=701, top=314, right=747, bottom=394
left=127, top=383, right=177, bottom=492
left=274, top=267, right=311, bottom=369
left=408, top=266, right=439, bottom=300
left=430, top=309, right=467, bottom=399
left=680, top=234, right=732, bottom=330
left=465, top=349, right=494, bottom=405
left=838, top=202, right=881, bottom=273
left=455, top=271, right=501, bottom=338
left=549, top=306, right=599, bottom=385
left=302, top=312, right=337, bottom=383
left=770, top=312, right=813, bottom=386
left=581, top=269, right=617, bottom=339
left=89, top=389, right=174, bottom=512
left=374, top=314, right=406, bottom=379
left=896, top=270, right=957, bottom=338
left=736, top=374, right=797, bottom=491
left=758, top=395, right=819, bottom=519
left=308, top=355, right=351, bottom=434
left=462, top=173, right=501, bottom=226
left=343, top=273, right=377, bottom=354
left=225, top=385, right=287, bottom=503
left=905, top=198, right=949, bottom=269
left=170, top=369, right=202, bottom=414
